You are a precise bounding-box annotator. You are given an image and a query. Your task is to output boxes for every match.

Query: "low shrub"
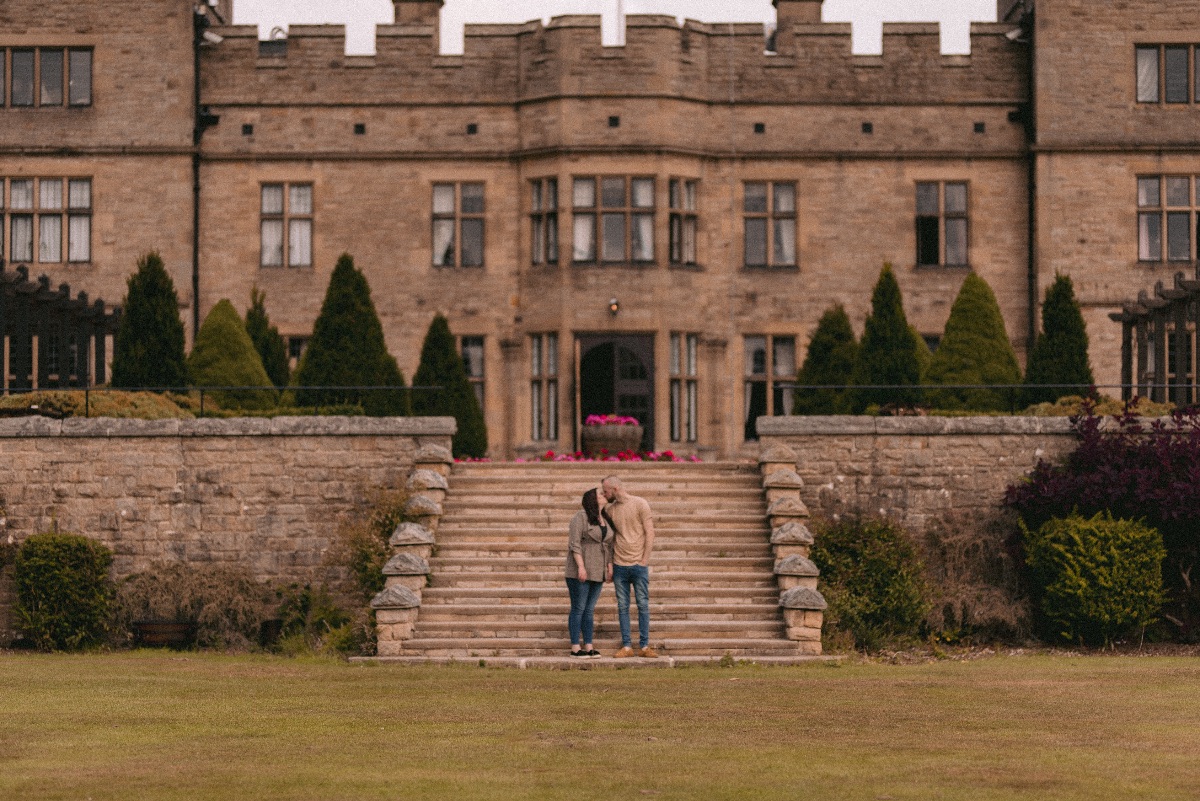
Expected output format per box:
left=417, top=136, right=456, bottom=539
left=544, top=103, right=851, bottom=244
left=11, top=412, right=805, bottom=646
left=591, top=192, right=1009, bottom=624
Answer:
left=274, top=583, right=369, bottom=656
left=810, top=515, right=931, bottom=651
left=14, top=532, right=114, bottom=651
left=1022, top=512, right=1166, bottom=646
left=325, top=489, right=411, bottom=601
left=113, top=563, right=276, bottom=650
left=0, top=390, right=195, bottom=419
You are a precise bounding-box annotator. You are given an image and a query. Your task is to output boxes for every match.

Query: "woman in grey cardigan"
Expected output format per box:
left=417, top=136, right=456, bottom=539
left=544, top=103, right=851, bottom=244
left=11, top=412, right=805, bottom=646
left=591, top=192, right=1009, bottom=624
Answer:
left=565, top=487, right=614, bottom=657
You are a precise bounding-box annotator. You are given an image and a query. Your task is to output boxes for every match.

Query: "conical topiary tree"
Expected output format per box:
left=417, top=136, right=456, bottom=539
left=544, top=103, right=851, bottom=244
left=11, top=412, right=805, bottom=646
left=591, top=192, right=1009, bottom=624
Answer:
left=411, top=314, right=488, bottom=457
left=292, top=253, right=409, bottom=416
left=850, top=264, right=922, bottom=412
left=187, top=299, right=277, bottom=411
left=1021, top=274, right=1095, bottom=408
left=244, top=286, right=290, bottom=389
left=111, top=252, right=187, bottom=391
left=794, top=305, right=858, bottom=415
left=911, top=326, right=933, bottom=384
left=926, top=272, right=1022, bottom=412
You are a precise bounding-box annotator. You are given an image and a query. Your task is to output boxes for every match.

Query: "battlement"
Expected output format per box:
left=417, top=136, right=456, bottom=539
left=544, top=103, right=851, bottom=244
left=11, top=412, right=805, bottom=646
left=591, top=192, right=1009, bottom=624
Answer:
left=201, top=14, right=1027, bottom=107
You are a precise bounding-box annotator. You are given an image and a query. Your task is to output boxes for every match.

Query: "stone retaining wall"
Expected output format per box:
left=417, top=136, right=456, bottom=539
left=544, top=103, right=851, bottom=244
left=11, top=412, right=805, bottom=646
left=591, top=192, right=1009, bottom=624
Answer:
left=0, top=416, right=455, bottom=645
left=755, top=416, right=1077, bottom=532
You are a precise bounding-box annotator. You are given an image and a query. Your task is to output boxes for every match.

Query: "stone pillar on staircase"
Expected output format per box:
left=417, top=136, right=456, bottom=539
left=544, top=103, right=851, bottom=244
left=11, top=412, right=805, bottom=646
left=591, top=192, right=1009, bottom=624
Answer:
left=372, top=447, right=452, bottom=656
left=759, top=443, right=827, bottom=655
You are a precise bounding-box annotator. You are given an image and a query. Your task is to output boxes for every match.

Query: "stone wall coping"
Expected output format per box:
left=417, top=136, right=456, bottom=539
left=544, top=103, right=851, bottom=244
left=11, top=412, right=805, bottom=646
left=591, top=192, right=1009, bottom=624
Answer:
left=0, top=416, right=457, bottom=439
left=755, top=415, right=1075, bottom=437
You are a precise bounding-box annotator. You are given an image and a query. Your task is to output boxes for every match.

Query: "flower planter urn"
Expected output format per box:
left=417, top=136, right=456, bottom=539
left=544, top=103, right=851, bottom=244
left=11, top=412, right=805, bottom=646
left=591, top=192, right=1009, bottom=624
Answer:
left=582, top=424, right=643, bottom=457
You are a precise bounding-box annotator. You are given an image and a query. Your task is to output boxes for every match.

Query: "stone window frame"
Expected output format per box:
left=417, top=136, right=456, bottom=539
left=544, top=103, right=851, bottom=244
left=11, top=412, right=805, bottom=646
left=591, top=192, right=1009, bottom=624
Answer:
left=530, top=177, right=559, bottom=266
left=432, top=182, right=485, bottom=269
left=1, top=46, right=92, bottom=108
left=915, top=180, right=969, bottom=268
left=571, top=175, right=656, bottom=266
left=1, top=176, right=92, bottom=265
left=530, top=332, right=558, bottom=442
left=743, top=334, right=796, bottom=441
left=669, top=332, right=699, bottom=443
left=743, top=181, right=797, bottom=269
left=260, top=183, right=313, bottom=269
left=460, top=335, right=485, bottom=413
left=668, top=178, right=699, bottom=268
left=1135, top=44, right=1199, bottom=105
left=1137, top=174, right=1199, bottom=263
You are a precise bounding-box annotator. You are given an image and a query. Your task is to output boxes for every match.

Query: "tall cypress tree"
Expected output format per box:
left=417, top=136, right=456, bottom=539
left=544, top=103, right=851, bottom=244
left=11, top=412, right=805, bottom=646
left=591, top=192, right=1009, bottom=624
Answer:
left=412, top=314, right=488, bottom=457
left=244, top=286, right=290, bottom=389
left=1021, top=274, right=1095, bottom=407
left=187, top=299, right=277, bottom=411
left=110, top=252, right=187, bottom=391
left=850, top=264, right=922, bottom=412
left=292, top=253, right=409, bottom=415
left=794, top=305, right=858, bottom=415
left=926, top=272, right=1022, bottom=412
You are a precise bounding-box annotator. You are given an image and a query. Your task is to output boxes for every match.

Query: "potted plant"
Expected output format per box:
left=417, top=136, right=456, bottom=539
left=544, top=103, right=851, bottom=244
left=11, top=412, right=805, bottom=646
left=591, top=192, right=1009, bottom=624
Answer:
left=581, top=414, right=643, bottom=457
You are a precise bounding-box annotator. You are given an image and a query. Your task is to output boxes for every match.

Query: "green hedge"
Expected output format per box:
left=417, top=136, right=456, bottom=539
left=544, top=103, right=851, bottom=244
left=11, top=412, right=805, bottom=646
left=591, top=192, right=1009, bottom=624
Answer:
left=14, top=533, right=114, bottom=651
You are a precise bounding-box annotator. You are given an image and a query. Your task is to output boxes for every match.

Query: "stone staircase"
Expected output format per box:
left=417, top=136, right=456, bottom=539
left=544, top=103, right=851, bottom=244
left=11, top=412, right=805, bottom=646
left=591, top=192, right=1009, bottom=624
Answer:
left=389, top=460, right=818, bottom=663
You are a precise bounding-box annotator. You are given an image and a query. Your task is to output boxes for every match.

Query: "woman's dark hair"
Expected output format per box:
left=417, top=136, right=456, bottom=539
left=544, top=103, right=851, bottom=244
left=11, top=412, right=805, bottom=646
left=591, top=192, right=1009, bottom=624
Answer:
left=582, top=488, right=602, bottom=526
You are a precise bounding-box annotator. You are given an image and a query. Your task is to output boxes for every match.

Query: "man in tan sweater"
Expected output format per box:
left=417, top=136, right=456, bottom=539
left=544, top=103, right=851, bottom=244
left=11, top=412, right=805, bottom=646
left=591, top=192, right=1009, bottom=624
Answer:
left=601, top=474, right=658, bottom=658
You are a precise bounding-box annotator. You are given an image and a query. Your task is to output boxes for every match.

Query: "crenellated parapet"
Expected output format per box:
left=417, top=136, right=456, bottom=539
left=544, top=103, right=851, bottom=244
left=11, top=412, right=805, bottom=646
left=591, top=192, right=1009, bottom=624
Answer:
left=200, top=14, right=1028, bottom=109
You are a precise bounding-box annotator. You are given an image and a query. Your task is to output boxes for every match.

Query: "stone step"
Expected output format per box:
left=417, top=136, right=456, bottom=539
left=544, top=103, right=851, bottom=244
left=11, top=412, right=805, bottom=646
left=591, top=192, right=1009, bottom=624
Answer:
left=443, top=485, right=764, bottom=500
left=395, top=637, right=803, bottom=658
left=411, top=620, right=785, bottom=639
left=419, top=586, right=782, bottom=604
left=432, top=543, right=772, bottom=559
left=415, top=602, right=783, bottom=621
left=428, top=556, right=774, bottom=571
left=427, top=572, right=779, bottom=589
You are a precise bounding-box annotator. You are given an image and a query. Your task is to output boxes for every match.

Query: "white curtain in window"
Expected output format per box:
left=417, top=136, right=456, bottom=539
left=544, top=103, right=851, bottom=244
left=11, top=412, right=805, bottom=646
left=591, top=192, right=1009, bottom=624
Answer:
left=68, top=179, right=91, bottom=209
left=11, top=216, right=34, bottom=261
left=573, top=214, right=595, bottom=261
left=39, top=215, right=62, bottom=262
left=68, top=215, right=90, bottom=262
left=40, top=179, right=63, bottom=210
left=631, top=178, right=654, bottom=209
left=631, top=213, right=653, bottom=261
left=1139, top=213, right=1161, bottom=261
left=11, top=180, right=34, bottom=210
left=432, top=219, right=455, bottom=266
left=261, top=185, right=284, bottom=215
left=289, top=184, right=312, bottom=215
left=773, top=219, right=796, bottom=266
left=1137, top=47, right=1159, bottom=102
left=288, top=219, right=312, bottom=267
left=261, top=219, right=284, bottom=266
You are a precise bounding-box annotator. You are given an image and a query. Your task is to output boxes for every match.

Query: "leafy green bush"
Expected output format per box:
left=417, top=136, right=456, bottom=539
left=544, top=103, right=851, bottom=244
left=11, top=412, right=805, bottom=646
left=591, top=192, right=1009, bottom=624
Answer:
left=794, top=305, right=858, bottom=415
left=926, top=272, right=1022, bottom=412
left=325, top=489, right=411, bottom=600
left=113, top=563, right=276, bottom=650
left=850, top=264, right=922, bottom=412
left=810, top=516, right=930, bottom=650
left=1022, top=512, right=1166, bottom=646
left=273, top=583, right=371, bottom=656
left=187, top=299, right=278, bottom=411
left=111, top=252, right=188, bottom=392
left=14, top=533, right=114, bottom=651
left=411, top=314, right=487, bottom=457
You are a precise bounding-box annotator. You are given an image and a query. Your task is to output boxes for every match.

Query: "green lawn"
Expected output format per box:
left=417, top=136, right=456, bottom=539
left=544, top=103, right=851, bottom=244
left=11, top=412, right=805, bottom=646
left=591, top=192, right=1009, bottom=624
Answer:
left=2, top=652, right=1198, bottom=800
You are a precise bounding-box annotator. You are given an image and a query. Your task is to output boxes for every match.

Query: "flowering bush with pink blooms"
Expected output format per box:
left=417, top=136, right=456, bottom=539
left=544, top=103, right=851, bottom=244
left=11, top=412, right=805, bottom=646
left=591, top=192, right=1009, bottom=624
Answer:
left=457, top=449, right=701, bottom=463
left=583, top=414, right=640, bottom=426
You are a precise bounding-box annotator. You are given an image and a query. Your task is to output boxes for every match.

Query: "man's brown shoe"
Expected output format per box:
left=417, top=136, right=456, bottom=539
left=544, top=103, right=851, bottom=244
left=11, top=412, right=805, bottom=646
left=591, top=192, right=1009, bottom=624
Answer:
left=613, top=646, right=635, bottom=658
left=639, top=646, right=659, bottom=658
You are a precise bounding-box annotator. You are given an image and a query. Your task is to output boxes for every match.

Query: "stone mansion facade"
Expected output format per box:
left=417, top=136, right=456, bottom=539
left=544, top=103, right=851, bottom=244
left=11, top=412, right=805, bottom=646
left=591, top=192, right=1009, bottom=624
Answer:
left=1, top=0, right=1197, bottom=458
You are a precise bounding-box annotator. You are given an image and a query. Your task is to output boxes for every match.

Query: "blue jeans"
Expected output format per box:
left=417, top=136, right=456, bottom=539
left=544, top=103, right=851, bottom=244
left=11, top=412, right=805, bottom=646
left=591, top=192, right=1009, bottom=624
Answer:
left=566, top=577, right=604, bottom=645
left=612, top=564, right=650, bottom=648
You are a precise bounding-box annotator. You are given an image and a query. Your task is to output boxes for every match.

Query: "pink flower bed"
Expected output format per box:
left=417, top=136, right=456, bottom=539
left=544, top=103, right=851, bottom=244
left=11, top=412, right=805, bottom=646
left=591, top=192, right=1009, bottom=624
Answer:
left=456, top=449, right=701, bottom=463
left=583, top=414, right=640, bottom=426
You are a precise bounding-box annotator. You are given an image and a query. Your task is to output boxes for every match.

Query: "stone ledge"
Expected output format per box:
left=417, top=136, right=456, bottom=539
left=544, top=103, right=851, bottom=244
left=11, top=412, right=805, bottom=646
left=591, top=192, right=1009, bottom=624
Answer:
left=755, top=415, right=1075, bottom=438
left=0, top=416, right=457, bottom=439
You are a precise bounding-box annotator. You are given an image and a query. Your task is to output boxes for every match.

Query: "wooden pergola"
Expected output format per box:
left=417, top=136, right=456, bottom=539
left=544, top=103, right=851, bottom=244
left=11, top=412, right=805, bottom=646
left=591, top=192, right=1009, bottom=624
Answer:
left=0, top=264, right=121, bottom=392
left=1111, top=267, right=1200, bottom=405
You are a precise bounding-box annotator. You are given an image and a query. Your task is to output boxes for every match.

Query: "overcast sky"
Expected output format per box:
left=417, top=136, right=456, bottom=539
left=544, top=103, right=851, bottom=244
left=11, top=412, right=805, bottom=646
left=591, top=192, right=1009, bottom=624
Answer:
left=233, top=0, right=999, bottom=55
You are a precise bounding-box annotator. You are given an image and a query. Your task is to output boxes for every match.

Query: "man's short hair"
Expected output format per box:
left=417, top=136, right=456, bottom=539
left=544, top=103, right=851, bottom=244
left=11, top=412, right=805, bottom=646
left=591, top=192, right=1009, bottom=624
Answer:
left=602, top=475, right=621, bottom=489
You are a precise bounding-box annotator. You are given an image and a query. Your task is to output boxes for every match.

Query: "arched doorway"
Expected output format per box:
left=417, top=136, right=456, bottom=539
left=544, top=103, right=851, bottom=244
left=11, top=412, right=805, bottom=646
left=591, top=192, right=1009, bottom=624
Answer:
left=577, top=334, right=654, bottom=451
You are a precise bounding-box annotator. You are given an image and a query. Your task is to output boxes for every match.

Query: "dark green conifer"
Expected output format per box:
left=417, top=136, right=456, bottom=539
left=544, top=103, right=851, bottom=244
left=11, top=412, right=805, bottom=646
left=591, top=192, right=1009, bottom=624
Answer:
left=850, top=264, right=922, bottom=412
left=187, top=299, right=277, bottom=411
left=110, top=252, right=187, bottom=391
left=1021, top=274, right=1095, bottom=407
left=244, top=287, right=290, bottom=389
left=412, top=314, right=488, bottom=457
left=794, top=305, right=858, bottom=415
left=926, top=272, right=1022, bottom=412
left=292, top=254, right=409, bottom=415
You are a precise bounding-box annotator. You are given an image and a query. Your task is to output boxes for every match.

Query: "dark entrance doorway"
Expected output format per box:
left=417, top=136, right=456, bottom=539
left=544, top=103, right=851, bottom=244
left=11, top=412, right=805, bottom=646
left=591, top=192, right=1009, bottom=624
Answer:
left=577, top=334, right=654, bottom=451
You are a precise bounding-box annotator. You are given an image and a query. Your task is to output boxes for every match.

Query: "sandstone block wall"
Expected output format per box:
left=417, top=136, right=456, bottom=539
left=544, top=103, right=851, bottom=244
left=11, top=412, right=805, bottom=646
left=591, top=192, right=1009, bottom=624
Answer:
left=755, top=416, right=1076, bottom=532
left=0, top=415, right=454, bottom=645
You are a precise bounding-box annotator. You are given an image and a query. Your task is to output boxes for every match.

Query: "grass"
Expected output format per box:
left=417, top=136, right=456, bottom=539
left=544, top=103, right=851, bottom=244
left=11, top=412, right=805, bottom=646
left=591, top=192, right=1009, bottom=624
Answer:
left=2, top=651, right=1199, bottom=800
